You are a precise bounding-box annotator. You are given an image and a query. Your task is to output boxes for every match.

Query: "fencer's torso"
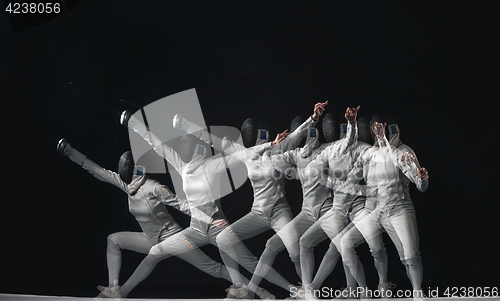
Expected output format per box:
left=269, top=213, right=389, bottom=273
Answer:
left=366, top=144, right=403, bottom=211
left=82, top=159, right=183, bottom=244
left=150, top=140, right=231, bottom=233
left=330, top=140, right=369, bottom=214
left=127, top=179, right=183, bottom=242
left=313, top=123, right=369, bottom=215
left=226, top=116, right=317, bottom=218
left=350, top=138, right=428, bottom=213
left=276, top=143, right=332, bottom=218
left=250, top=151, right=288, bottom=215
left=227, top=143, right=287, bottom=217
left=180, top=163, right=227, bottom=232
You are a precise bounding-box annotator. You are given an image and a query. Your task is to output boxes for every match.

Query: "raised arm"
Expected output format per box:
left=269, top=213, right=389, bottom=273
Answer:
left=272, top=101, right=328, bottom=154
left=337, top=106, right=360, bottom=154
left=122, top=111, right=184, bottom=173
left=173, top=113, right=224, bottom=152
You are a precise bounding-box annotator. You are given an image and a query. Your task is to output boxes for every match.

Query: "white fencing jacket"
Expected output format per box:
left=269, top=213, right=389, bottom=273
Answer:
left=224, top=117, right=316, bottom=217
left=82, top=159, right=189, bottom=243
left=346, top=136, right=428, bottom=212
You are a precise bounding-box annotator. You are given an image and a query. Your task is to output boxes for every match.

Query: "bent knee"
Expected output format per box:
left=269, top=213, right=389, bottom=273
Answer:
left=265, top=235, right=286, bottom=253
left=370, top=246, right=387, bottom=259
left=148, top=244, right=169, bottom=261
left=107, top=233, right=122, bottom=248
left=339, top=236, right=354, bottom=253
left=331, top=236, right=342, bottom=251
left=402, top=255, right=421, bottom=267
left=216, top=228, right=237, bottom=250
left=149, top=244, right=162, bottom=257
left=290, top=252, right=300, bottom=263
left=300, top=235, right=316, bottom=249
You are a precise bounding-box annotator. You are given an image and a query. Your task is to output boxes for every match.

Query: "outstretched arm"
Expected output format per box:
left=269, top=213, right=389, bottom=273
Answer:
left=174, top=113, right=289, bottom=155
left=57, top=139, right=128, bottom=193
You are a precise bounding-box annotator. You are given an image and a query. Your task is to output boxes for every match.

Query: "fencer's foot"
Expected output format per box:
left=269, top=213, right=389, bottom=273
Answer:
left=302, top=285, right=318, bottom=301
left=226, top=284, right=237, bottom=293
left=120, top=110, right=131, bottom=126
left=255, top=287, right=275, bottom=300
left=358, top=289, right=371, bottom=301
left=225, top=284, right=255, bottom=299
left=285, top=284, right=304, bottom=300
left=95, top=285, right=127, bottom=300
left=413, top=290, right=427, bottom=301
left=304, top=291, right=319, bottom=301
left=225, top=284, right=246, bottom=299
left=57, top=138, right=68, bottom=154
left=94, top=285, right=110, bottom=299
left=377, top=282, right=396, bottom=300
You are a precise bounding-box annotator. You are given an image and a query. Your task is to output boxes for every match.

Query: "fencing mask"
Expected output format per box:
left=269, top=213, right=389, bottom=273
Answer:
left=241, top=118, right=269, bottom=147
left=322, top=113, right=337, bottom=143
left=178, top=133, right=209, bottom=164
left=118, top=151, right=135, bottom=184
left=357, top=116, right=374, bottom=145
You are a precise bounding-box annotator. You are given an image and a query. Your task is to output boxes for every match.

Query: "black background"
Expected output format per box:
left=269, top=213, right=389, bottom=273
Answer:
left=1, top=1, right=497, bottom=298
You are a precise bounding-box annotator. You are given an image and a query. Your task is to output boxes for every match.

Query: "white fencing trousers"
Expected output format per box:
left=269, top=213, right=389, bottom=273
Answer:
left=380, top=205, right=422, bottom=290
left=216, top=203, right=293, bottom=267
left=299, top=206, right=362, bottom=290
left=266, top=203, right=332, bottom=263
left=108, top=232, right=163, bottom=254
left=338, top=204, right=421, bottom=290
left=148, top=225, right=229, bottom=279
left=149, top=223, right=290, bottom=291
left=113, top=226, right=232, bottom=296
left=300, top=208, right=348, bottom=249
left=246, top=203, right=333, bottom=293
left=107, top=221, right=183, bottom=252
left=216, top=200, right=295, bottom=291
left=335, top=209, right=385, bottom=289
left=107, top=228, right=183, bottom=287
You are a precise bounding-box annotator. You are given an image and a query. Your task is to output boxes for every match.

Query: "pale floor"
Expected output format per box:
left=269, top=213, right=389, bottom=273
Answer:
left=1, top=293, right=500, bottom=301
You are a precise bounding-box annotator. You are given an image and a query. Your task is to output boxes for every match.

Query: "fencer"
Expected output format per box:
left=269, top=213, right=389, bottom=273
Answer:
left=248, top=106, right=360, bottom=300
left=57, top=139, right=231, bottom=299
left=294, top=110, right=378, bottom=300
left=119, top=112, right=292, bottom=299
left=215, top=102, right=328, bottom=299
left=335, top=115, right=429, bottom=299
